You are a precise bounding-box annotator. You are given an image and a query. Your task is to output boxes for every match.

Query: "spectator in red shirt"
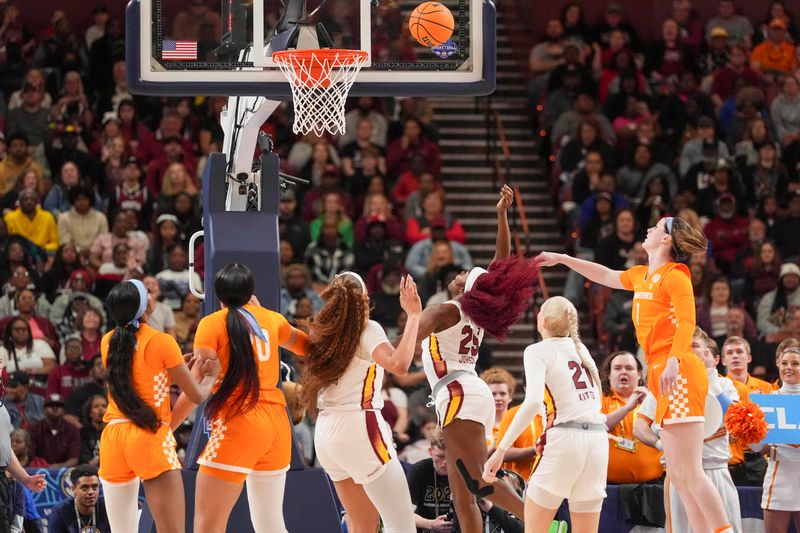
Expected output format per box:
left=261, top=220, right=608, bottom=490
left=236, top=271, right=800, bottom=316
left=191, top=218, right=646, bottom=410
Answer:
left=386, top=117, right=441, bottom=180
left=406, top=190, right=465, bottom=245
left=705, top=193, right=750, bottom=273
left=301, top=166, right=354, bottom=222
left=47, top=336, right=91, bottom=400
left=136, top=110, right=195, bottom=167
left=144, top=137, right=198, bottom=198
left=29, top=394, right=81, bottom=468
left=643, top=18, right=696, bottom=83
left=710, top=44, right=762, bottom=109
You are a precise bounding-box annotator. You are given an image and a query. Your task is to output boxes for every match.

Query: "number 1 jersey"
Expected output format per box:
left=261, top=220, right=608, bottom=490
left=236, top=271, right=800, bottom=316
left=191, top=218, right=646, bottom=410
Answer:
left=422, top=300, right=485, bottom=387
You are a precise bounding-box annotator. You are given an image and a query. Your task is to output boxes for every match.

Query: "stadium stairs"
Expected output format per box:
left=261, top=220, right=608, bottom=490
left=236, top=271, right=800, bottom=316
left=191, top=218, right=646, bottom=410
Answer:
left=414, top=3, right=596, bottom=387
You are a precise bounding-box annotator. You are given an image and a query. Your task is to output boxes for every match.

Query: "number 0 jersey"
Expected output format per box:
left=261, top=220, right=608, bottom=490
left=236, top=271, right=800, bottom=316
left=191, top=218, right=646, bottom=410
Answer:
left=422, top=300, right=485, bottom=388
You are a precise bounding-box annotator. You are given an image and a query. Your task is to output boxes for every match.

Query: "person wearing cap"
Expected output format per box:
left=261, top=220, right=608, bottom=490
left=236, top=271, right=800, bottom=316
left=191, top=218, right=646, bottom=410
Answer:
left=56, top=184, right=109, bottom=253
left=751, top=18, right=798, bottom=77
left=353, top=212, right=405, bottom=275
left=696, top=158, right=746, bottom=219
left=28, top=393, right=80, bottom=467
left=0, top=134, right=44, bottom=197
left=46, top=122, right=98, bottom=184
left=3, top=371, right=45, bottom=430
left=89, top=211, right=146, bottom=270
left=705, top=0, right=753, bottom=47
left=109, top=155, right=153, bottom=231
left=704, top=193, right=749, bottom=273
left=0, top=265, right=51, bottom=319
left=698, top=27, right=731, bottom=77
left=48, top=269, right=106, bottom=328
left=757, top=262, right=800, bottom=337
left=592, top=2, right=643, bottom=53
left=5, top=76, right=49, bottom=153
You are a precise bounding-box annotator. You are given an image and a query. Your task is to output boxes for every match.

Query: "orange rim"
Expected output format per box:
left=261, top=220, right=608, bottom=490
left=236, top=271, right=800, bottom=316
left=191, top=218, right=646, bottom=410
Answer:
left=272, top=48, right=369, bottom=68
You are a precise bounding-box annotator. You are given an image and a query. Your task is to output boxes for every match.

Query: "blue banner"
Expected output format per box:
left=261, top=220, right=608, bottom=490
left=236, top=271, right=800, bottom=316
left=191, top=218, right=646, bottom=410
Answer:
left=750, top=394, right=800, bottom=444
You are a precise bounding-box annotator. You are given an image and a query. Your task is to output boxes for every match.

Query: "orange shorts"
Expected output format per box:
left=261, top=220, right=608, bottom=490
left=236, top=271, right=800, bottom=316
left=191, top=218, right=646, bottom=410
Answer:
left=197, top=401, right=292, bottom=484
left=99, top=420, right=181, bottom=483
left=646, top=353, right=708, bottom=426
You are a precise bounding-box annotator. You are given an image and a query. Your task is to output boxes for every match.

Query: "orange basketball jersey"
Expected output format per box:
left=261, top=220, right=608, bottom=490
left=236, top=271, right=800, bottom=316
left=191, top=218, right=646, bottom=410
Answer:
left=619, top=263, right=695, bottom=361
left=101, top=323, right=184, bottom=424
left=193, top=304, right=298, bottom=412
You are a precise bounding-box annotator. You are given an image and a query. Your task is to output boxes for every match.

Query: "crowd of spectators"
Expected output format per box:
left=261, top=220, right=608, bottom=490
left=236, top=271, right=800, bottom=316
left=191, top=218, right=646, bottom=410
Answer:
left=531, top=0, right=800, bottom=379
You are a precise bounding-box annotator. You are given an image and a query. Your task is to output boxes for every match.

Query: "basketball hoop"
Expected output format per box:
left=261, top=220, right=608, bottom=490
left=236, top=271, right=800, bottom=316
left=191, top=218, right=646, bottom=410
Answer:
left=273, top=49, right=369, bottom=136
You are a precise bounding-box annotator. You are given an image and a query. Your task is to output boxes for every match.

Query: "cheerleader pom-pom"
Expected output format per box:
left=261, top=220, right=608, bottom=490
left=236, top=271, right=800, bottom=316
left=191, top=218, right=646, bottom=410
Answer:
left=725, top=401, right=768, bottom=445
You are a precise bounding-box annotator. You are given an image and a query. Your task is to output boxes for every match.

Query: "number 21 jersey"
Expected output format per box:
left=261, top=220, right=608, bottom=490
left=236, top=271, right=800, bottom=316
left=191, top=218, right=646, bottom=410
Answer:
left=422, top=300, right=484, bottom=387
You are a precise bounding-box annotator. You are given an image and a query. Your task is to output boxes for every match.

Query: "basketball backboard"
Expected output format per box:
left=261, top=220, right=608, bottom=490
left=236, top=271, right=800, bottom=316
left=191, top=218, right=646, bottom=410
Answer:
left=126, top=0, right=495, bottom=97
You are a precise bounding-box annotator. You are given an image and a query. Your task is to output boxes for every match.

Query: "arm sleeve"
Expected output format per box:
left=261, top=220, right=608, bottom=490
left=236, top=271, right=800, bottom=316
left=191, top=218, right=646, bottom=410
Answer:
left=362, top=320, right=390, bottom=358
left=151, top=332, right=185, bottom=369
left=497, top=345, right=548, bottom=451
left=278, top=314, right=309, bottom=356
left=193, top=314, right=222, bottom=351
left=662, top=268, right=696, bottom=358
left=45, top=215, right=59, bottom=252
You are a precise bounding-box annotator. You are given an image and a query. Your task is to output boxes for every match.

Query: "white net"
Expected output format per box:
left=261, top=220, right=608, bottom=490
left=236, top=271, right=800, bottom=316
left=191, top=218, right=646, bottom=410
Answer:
left=273, top=49, right=369, bottom=136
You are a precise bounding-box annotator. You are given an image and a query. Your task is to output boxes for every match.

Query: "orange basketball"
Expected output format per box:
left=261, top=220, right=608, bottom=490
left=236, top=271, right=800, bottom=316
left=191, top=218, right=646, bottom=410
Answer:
left=409, top=2, right=455, bottom=48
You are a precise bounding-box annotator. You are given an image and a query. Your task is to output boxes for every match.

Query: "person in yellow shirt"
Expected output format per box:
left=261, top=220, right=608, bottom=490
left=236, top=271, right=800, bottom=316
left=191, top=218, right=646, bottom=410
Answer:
left=600, top=351, right=664, bottom=484
left=495, top=385, right=553, bottom=481
left=3, top=189, right=58, bottom=258
left=722, top=336, right=773, bottom=393
left=0, top=134, right=45, bottom=196
left=750, top=18, right=798, bottom=77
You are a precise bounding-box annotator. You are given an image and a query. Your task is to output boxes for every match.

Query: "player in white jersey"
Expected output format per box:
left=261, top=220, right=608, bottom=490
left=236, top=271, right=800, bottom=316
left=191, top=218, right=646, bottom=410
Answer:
left=415, top=185, right=541, bottom=532
left=484, top=296, right=607, bottom=533
left=634, top=328, right=742, bottom=533
left=303, top=272, right=422, bottom=533
left=755, top=347, right=800, bottom=531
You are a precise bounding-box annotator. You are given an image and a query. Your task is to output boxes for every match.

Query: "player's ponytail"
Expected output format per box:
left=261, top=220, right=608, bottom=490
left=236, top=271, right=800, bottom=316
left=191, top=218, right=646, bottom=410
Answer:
left=206, top=264, right=260, bottom=420
left=667, top=216, right=707, bottom=258
left=540, top=296, right=601, bottom=393
left=302, top=273, right=369, bottom=410
left=460, top=256, right=540, bottom=341
left=106, top=281, right=160, bottom=433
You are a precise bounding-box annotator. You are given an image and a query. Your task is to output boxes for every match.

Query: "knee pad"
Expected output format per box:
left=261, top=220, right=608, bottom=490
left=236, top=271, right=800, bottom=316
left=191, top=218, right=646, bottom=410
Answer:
left=455, top=459, right=494, bottom=498
left=568, top=498, right=604, bottom=514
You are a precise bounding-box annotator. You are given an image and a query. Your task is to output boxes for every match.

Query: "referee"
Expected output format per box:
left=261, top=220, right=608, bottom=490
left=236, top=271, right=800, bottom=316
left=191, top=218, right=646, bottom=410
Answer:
left=1, top=388, right=46, bottom=533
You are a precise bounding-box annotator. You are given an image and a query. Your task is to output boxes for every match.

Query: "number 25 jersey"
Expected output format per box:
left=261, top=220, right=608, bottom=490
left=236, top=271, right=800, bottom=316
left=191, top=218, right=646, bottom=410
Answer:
left=422, top=300, right=485, bottom=387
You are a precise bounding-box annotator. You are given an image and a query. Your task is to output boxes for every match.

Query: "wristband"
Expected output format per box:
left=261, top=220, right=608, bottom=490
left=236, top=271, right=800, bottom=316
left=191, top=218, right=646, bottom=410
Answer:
left=655, top=439, right=663, bottom=451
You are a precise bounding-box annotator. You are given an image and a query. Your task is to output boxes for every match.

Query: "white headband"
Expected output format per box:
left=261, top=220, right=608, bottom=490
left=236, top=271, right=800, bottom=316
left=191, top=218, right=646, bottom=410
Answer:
left=335, top=271, right=367, bottom=293
left=465, top=267, right=488, bottom=293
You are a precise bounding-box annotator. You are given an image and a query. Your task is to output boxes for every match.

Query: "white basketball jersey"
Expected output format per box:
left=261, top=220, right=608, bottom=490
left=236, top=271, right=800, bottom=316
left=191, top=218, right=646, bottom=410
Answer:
left=317, top=320, right=389, bottom=411
left=524, top=337, right=605, bottom=426
left=422, top=300, right=485, bottom=388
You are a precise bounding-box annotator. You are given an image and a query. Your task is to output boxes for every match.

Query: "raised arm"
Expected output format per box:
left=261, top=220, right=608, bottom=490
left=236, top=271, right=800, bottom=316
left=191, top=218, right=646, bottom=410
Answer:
left=416, top=301, right=461, bottom=343
left=372, top=276, right=422, bottom=375
left=536, top=251, right=626, bottom=290
left=492, top=184, right=514, bottom=264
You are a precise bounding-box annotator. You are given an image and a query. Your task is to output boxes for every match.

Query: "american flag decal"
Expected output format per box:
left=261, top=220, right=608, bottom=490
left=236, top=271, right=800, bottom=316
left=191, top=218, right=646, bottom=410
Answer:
left=162, top=39, right=197, bottom=60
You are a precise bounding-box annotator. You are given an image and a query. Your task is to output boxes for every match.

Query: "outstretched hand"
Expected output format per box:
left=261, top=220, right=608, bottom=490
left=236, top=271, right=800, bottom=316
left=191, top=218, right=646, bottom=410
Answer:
left=535, top=251, right=561, bottom=267
left=496, top=184, right=514, bottom=212
left=399, top=275, right=422, bottom=316
left=23, top=473, right=46, bottom=493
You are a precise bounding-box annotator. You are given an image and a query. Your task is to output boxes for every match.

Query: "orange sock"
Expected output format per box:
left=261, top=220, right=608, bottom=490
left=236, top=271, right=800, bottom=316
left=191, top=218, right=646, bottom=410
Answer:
left=713, top=526, right=733, bottom=533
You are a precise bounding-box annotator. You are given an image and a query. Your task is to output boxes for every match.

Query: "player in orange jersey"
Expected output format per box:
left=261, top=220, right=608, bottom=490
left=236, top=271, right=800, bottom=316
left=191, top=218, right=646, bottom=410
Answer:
left=173, top=263, right=310, bottom=533
left=538, top=216, right=736, bottom=533
left=99, top=280, right=220, bottom=533
left=303, top=271, right=421, bottom=533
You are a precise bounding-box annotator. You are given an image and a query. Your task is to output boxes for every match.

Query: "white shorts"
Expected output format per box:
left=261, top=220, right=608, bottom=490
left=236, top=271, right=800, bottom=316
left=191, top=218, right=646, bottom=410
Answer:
left=431, top=374, right=494, bottom=440
left=527, top=427, right=608, bottom=512
left=762, top=459, right=800, bottom=512
left=667, top=466, right=741, bottom=533
left=314, top=409, right=397, bottom=485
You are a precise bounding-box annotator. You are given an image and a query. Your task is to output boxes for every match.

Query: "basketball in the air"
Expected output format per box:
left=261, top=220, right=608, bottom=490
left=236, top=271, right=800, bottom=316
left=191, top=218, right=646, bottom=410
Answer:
left=409, top=2, right=455, bottom=48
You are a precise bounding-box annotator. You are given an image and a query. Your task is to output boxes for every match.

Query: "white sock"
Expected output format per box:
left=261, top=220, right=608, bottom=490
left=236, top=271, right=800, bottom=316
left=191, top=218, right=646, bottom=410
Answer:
left=101, top=478, right=141, bottom=533
left=363, top=460, right=416, bottom=533
left=245, top=471, right=288, bottom=533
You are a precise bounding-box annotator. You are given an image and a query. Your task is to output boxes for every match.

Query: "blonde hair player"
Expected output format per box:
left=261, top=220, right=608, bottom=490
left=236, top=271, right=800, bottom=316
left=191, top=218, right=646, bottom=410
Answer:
left=755, top=347, right=800, bottom=532
left=483, top=296, right=607, bottom=533
left=537, top=216, right=736, bottom=533
left=304, top=271, right=422, bottom=533
left=415, top=185, right=540, bottom=532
